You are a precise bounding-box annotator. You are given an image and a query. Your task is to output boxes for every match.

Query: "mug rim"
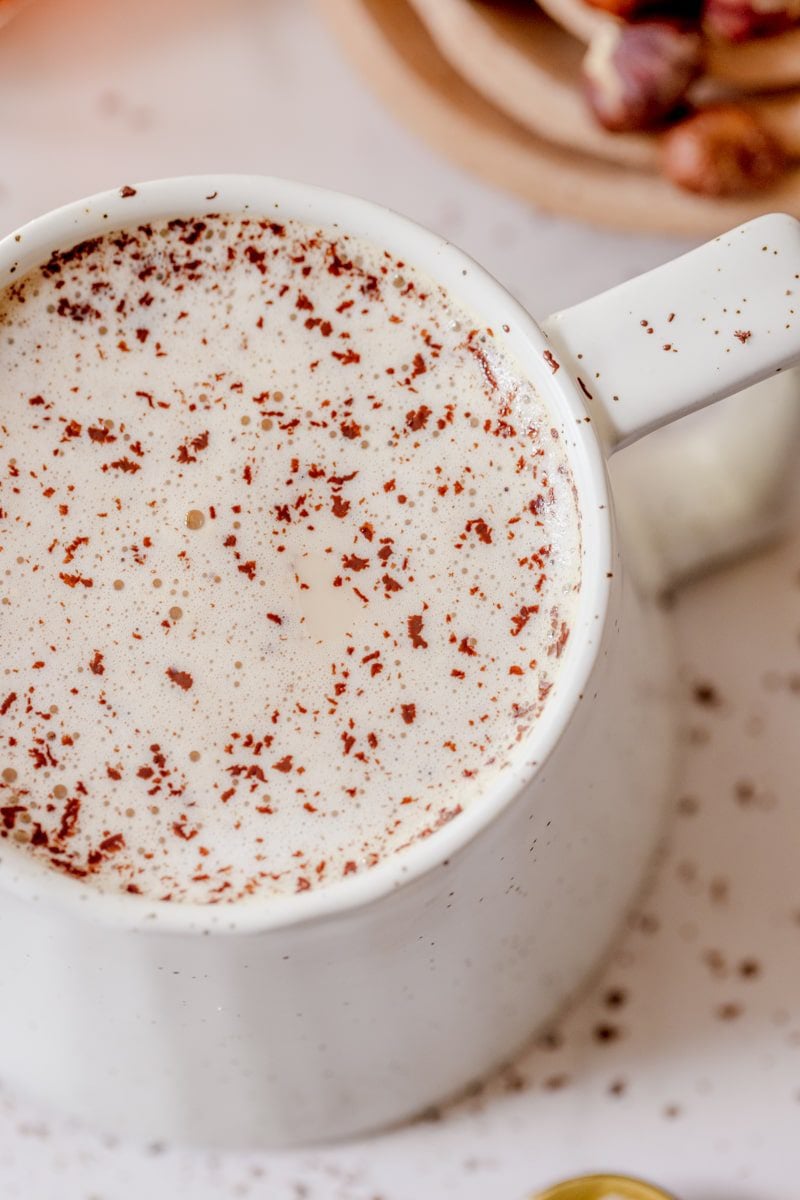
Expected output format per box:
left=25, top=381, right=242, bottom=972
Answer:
left=0, top=174, right=613, bottom=934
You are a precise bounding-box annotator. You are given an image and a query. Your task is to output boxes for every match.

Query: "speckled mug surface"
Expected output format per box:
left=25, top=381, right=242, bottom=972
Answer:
left=0, top=177, right=799, bottom=1147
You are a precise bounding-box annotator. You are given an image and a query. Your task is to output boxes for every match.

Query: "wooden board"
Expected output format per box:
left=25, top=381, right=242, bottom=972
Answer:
left=405, top=0, right=800, bottom=168
left=317, top=0, right=800, bottom=235
left=407, top=0, right=657, bottom=170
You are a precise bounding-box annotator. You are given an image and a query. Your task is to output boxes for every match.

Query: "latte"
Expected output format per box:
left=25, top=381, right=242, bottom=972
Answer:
left=0, top=214, right=580, bottom=902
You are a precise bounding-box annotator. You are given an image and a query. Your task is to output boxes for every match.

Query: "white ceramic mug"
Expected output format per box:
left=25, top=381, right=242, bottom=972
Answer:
left=1, top=177, right=799, bottom=1148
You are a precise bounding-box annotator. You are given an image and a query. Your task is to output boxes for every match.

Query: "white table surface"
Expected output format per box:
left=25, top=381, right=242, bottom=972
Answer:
left=2, top=1, right=800, bottom=1196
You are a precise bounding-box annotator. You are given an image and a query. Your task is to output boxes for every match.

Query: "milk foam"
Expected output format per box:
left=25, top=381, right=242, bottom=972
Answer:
left=0, top=215, right=581, bottom=903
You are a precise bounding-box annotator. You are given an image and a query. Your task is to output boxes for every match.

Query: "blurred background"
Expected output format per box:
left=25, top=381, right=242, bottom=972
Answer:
left=4, top=1, right=800, bottom=1197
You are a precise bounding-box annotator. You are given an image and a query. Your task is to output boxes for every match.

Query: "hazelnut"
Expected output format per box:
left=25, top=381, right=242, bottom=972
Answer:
left=583, top=0, right=655, bottom=19
left=585, top=0, right=703, bottom=17
left=703, top=0, right=800, bottom=41
left=661, top=105, right=787, bottom=195
left=583, top=23, right=704, bottom=133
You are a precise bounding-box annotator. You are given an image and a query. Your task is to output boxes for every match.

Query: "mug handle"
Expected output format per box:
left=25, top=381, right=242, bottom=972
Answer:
left=541, top=213, right=800, bottom=589
left=542, top=213, right=800, bottom=454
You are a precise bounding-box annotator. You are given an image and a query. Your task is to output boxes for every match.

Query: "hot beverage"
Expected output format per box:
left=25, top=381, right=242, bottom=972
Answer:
left=0, top=214, right=580, bottom=902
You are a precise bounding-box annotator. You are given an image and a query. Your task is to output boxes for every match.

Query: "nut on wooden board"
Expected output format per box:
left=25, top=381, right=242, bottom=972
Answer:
left=319, top=0, right=800, bottom=233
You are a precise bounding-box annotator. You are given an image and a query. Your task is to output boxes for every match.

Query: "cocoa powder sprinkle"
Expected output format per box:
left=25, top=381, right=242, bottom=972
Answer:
left=0, top=212, right=580, bottom=903
left=166, top=668, right=193, bottom=691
